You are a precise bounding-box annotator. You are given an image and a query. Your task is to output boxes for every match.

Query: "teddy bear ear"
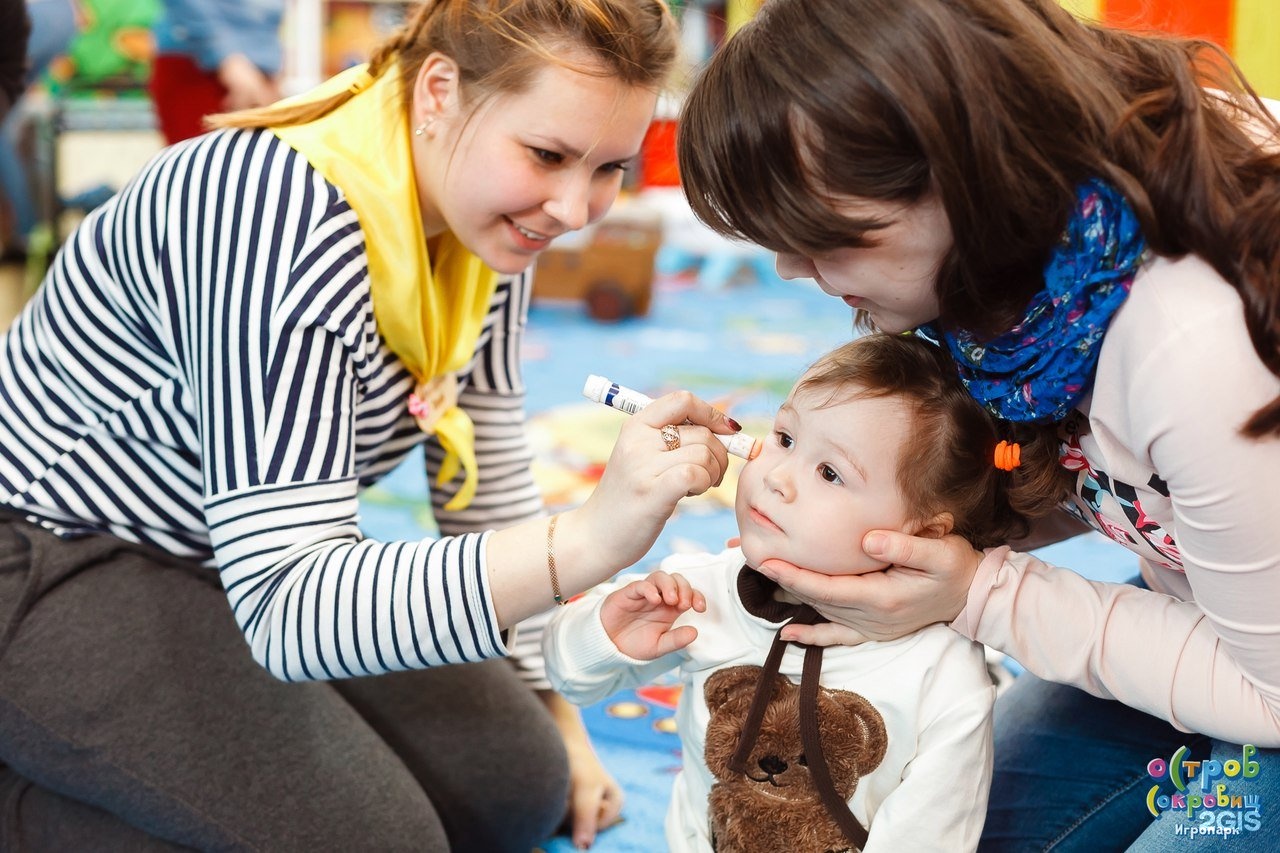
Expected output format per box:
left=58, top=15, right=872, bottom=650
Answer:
left=704, top=665, right=764, bottom=708
left=832, top=690, right=890, bottom=771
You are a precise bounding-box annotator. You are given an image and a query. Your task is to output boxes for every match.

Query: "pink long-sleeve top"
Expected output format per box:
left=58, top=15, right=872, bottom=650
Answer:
left=953, top=254, right=1280, bottom=746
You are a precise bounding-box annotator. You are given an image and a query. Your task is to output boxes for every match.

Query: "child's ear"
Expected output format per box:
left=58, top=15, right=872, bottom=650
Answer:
left=912, top=512, right=953, bottom=540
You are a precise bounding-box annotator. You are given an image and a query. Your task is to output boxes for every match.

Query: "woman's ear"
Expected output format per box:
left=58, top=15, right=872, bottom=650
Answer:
left=412, top=52, right=460, bottom=134
left=912, top=512, right=953, bottom=540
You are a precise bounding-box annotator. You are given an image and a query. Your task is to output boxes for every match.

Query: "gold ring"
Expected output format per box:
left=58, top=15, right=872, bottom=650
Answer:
left=660, top=424, right=681, bottom=451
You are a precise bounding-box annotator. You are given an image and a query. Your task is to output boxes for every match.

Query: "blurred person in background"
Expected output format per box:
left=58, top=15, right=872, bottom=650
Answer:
left=148, top=0, right=282, bottom=143
left=0, top=0, right=75, bottom=258
left=0, top=0, right=31, bottom=124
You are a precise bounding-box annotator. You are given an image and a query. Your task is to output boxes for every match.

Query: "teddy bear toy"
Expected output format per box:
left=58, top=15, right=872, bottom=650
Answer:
left=703, top=665, right=888, bottom=853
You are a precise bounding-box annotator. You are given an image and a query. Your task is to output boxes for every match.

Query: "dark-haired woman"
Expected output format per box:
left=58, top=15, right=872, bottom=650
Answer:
left=677, top=0, right=1280, bottom=847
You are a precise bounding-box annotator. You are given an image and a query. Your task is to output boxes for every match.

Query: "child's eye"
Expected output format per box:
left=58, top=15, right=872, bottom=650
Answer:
left=820, top=464, right=843, bottom=485
left=598, top=161, right=631, bottom=174
left=531, top=148, right=563, bottom=164
left=775, top=431, right=793, bottom=449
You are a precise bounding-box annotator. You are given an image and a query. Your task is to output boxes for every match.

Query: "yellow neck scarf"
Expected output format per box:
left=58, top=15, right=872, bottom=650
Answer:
left=273, top=63, right=499, bottom=511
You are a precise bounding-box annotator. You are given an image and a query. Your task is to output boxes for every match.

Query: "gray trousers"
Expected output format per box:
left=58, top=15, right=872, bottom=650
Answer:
left=0, top=516, right=569, bottom=851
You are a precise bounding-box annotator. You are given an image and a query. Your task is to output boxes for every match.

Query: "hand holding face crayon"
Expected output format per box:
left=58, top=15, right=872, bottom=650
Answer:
left=583, top=376, right=762, bottom=460
left=568, top=379, right=743, bottom=572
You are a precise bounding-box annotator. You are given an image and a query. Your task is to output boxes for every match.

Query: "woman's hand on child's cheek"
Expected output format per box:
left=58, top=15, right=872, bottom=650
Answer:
left=779, top=621, right=869, bottom=647
left=756, top=558, right=879, bottom=645
left=860, top=529, right=983, bottom=625
left=761, top=531, right=982, bottom=644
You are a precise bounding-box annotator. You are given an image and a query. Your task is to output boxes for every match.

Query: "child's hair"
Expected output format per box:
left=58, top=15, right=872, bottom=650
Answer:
left=678, top=0, right=1280, bottom=437
left=210, top=0, right=678, bottom=130
left=795, top=334, right=1069, bottom=548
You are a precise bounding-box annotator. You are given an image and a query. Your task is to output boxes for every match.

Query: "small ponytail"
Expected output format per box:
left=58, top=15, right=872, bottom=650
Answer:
left=992, top=422, right=1074, bottom=544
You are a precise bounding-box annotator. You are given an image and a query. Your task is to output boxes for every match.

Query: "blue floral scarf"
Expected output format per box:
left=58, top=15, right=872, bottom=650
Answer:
left=923, top=178, right=1147, bottom=423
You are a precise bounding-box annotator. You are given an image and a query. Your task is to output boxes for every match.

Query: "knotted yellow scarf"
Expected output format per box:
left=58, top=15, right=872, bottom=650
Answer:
left=273, top=63, right=499, bottom=511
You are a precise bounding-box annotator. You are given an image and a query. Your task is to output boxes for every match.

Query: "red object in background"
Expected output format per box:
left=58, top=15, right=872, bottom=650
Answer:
left=640, top=118, right=680, bottom=188
left=1103, top=0, right=1232, bottom=50
left=1101, top=0, right=1238, bottom=90
left=636, top=683, right=683, bottom=710
left=148, top=54, right=227, bottom=145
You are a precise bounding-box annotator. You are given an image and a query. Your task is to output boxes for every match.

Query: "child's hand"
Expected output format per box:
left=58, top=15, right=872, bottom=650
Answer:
left=601, top=571, right=706, bottom=660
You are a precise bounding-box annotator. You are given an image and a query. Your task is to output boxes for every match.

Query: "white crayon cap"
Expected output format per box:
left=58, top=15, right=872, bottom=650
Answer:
left=582, top=374, right=613, bottom=404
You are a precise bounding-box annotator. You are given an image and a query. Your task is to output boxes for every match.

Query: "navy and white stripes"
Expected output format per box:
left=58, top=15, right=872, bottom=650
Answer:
left=0, top=128, right=545, bottom=681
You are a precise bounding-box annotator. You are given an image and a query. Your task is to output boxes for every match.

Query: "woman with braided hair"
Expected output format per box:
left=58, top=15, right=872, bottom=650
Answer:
left=0, top=1, right=735, bottom=849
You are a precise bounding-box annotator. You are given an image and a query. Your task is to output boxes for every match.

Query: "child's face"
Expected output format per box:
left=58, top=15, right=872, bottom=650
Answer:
left=413, top=52, right=657, bottom=275
left=734, top=382, right=919, bottom=576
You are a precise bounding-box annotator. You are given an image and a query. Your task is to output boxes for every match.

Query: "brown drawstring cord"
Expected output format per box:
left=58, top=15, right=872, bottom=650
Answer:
left=799, top=642, right=869, bottom=850
left=724, top=605, right=869, bottom=850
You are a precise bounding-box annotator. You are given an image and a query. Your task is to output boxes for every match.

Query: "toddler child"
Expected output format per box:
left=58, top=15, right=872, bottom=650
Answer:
left=543, top=333, right=1066, bottom=852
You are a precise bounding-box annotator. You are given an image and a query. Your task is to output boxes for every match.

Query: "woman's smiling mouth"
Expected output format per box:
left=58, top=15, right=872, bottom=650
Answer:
left=505, top=217, right=554, bottom=250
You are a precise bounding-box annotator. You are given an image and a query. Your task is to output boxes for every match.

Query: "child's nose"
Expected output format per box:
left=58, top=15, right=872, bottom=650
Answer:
left=762, top=460, right=794, bottom=498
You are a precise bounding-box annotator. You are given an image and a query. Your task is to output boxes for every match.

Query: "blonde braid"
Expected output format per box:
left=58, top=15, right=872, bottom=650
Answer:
left=367, top=0, right=439, bottom=80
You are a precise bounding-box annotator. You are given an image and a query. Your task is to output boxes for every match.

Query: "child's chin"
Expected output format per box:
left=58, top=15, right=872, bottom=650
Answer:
left=739, top=540, right=769, bottom=571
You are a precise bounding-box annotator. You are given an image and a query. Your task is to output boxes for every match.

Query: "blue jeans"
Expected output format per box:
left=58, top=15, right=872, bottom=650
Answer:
left=981, top=672, right=1280, bottom=851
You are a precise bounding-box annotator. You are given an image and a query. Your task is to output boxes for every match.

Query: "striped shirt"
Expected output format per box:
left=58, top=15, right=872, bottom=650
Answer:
left=0, top=128, right=547, bottom=682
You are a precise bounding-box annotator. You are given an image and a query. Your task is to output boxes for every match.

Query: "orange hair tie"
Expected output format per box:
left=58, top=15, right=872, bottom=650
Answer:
left=994, top=440, right=1022, bottom=472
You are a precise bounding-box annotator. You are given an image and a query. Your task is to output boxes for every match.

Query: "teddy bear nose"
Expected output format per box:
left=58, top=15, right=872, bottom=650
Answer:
left=757, top=755, right=788, bottom=776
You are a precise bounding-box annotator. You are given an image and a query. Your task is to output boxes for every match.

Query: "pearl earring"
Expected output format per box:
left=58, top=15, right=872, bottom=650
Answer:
left=414, top=122, right=428, bottom=136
